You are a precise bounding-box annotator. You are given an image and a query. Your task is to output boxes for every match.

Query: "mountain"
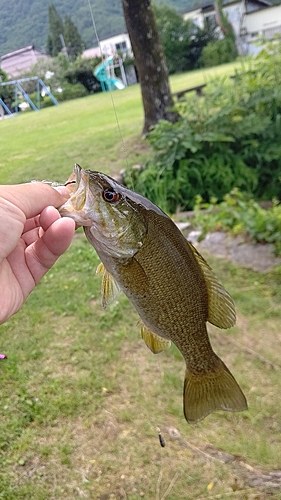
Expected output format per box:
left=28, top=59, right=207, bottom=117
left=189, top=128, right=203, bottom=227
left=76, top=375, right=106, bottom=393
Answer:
left=0, top=0, right=196, bottom=57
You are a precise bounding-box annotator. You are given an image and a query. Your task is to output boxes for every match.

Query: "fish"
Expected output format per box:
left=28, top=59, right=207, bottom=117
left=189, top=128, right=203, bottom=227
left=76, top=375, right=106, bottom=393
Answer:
left=59, top=164, right=248, bottom=424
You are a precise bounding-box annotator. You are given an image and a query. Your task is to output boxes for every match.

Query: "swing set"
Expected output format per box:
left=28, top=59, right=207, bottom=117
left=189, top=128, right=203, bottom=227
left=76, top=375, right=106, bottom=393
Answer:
left=0, top=76, right=59, bottom=116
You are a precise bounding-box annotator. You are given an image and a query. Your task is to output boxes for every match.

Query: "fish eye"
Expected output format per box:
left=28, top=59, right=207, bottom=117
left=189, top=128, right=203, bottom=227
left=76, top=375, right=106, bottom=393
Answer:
left=102, top=188, right=120, bottom=203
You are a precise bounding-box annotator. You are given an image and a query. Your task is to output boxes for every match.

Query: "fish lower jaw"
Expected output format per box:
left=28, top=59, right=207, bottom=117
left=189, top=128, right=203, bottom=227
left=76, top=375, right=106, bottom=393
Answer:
left=59, top=207, right=92, bottom=226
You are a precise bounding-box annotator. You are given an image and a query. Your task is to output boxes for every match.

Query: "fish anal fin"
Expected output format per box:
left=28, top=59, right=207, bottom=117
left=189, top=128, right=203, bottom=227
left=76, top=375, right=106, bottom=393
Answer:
left=96, top=263, right=121, bottom=308
left=186, top=240, right=236, bottom=329
left=140, top=322, right=171, bottom=354
left=183, top=359, right=247, bottom=424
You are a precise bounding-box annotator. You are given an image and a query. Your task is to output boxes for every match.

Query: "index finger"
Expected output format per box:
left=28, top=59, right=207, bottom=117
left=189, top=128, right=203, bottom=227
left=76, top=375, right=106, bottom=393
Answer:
left=0, top=182, right=69, bottom=220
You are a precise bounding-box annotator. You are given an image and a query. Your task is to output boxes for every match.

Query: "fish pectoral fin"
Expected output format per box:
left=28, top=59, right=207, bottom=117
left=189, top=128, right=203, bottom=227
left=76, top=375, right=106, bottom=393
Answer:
left=186, top=241, right=236, bottom=329
left=140, top=322, right=171, bottom=354
left=96, top=262, right=105, bottom=276
left=183, top=358, right=247, bottom=424
left=96, top=262, right=121, bottom=308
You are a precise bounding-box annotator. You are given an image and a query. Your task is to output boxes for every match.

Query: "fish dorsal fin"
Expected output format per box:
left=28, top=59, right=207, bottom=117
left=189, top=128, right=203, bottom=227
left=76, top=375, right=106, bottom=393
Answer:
left=140, top=321, right=171, bottom=354
left=186, top=241, right=236, bottom=329
left=96, top=262, right=121, bottom=308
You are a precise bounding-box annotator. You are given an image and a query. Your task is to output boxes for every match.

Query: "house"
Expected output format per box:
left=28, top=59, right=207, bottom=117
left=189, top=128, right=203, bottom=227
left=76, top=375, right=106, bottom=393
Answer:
left=82, top=32, right=132, bottom=60
left=241, top=4, right=281, bottom=53
left=1, top=45, right=49, bottom=78
left=183, top=0, right=273, bottom=54
left=81, top=46, right=102, bottom=59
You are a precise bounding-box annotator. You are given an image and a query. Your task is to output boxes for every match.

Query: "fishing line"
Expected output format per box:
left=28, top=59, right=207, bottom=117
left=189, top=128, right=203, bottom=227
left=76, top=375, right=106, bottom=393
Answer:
left=87, top=0, right=130, bottom=174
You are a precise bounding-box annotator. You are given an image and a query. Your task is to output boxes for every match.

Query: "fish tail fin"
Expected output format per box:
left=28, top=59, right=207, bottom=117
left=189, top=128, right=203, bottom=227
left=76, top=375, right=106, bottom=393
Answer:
left=183, top=359, right=247, bottom=424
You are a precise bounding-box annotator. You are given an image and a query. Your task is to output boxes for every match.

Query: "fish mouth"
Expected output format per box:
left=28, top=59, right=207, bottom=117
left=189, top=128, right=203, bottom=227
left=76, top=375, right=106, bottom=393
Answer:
left=59, top=164, right=92, bottom=226
left=64, top=164, right=82, bottom=191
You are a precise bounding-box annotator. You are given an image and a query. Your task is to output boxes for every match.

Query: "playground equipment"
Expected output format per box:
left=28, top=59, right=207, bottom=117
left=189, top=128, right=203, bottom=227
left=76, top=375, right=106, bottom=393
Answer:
left=0, top=76, right=59, bottom=115
left=94, top=56, right=126, bottom=92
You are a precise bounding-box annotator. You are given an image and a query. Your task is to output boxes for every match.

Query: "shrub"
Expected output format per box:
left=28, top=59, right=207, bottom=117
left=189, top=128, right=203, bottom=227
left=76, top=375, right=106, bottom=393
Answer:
left=64, top=56, right=102, bottom=93
left=193, top=189, right=281, bottom=255
left=57, top=83, right=88, bottom=101
left=153, top=5, right=218, bottom=73
left=200, top=37, right=238, bottom=67
left=125, top=41, right=281, bottom=213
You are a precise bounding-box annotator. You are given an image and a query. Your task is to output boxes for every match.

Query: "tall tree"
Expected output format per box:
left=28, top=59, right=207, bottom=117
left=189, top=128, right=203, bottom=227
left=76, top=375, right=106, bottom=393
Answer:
left=46, top=5, right=85, bottom=60
left=46, top=4, right=64, bottom=57
left=153, top=5, right=216, bottom=74
left=153, top=5, right=193, bottom=74
left=121, top=0, right=178, bottom=134
left=64, top=15, right=85, bottom=59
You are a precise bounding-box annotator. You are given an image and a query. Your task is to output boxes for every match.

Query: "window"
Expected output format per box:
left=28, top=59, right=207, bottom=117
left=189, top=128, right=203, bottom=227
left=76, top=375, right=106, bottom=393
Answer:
left=115, top=41, right=127, bottom=53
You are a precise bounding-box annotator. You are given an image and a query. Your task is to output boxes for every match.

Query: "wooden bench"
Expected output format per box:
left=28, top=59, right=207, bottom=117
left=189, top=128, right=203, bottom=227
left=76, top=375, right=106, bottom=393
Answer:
left=173, top=83, right=207, bottom=100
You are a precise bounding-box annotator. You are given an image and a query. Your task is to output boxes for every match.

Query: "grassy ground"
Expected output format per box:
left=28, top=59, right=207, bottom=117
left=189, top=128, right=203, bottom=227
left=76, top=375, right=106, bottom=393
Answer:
left=0, top=61, right=239, bottom=185
left=1, top=63, right=281, bottom=499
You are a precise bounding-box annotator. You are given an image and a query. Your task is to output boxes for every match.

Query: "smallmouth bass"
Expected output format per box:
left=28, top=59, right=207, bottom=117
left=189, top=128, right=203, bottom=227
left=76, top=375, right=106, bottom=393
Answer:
left=60, top=164, right=247, bottom=423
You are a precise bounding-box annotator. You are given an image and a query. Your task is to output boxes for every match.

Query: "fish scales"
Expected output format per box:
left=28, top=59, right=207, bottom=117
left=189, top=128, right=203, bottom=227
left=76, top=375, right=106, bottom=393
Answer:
left=112, top=209, right=214, bottom=369
left=60, top=165, right=248, bottom=424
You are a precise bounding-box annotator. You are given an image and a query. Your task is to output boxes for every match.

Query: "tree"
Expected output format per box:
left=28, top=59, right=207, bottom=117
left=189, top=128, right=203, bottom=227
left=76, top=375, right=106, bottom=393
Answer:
left=121, top=0, right=178, bottom=134
left=46, top=5, right=85, bottom=60
left=153, top=5, right=217, bottom=74
left=214, top=0, right=238, bottom=58
left=46, top=4, right=64, bottom=57
left=153, top=5, right=192, bottom=74
left=64, top=16, right=85, bottom=59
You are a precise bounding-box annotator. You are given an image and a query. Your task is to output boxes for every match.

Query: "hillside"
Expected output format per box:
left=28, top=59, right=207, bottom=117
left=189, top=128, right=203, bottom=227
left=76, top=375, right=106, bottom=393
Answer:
left=0, top=0, right=195, bottom=57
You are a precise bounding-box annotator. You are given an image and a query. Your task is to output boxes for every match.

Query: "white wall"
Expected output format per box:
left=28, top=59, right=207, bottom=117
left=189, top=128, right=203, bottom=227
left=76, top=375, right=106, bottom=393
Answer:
left=183, top=9, right=205, bottom=29
left=100, top=34, right=132, bottom=57
left=243, top=4, right=281, bottom=34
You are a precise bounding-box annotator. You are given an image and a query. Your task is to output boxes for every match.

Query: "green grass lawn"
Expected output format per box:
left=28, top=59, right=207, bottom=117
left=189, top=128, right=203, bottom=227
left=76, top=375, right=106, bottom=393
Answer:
left=1, top=64, right=281, bottom=500
left=0, top=61, right=239, bottom=185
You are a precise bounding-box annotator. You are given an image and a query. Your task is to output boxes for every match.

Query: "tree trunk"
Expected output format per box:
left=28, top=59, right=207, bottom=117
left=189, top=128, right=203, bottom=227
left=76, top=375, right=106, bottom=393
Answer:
left=122, top=0, right=179, bottom=134
left=214, top=0, right=238, bottom=56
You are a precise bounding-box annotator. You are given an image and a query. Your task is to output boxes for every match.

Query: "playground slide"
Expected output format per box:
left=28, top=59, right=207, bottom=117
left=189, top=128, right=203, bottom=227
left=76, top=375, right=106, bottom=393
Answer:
left=109, top=78, right=125, bottom=90
left=94, top=57, right=125, bottom=91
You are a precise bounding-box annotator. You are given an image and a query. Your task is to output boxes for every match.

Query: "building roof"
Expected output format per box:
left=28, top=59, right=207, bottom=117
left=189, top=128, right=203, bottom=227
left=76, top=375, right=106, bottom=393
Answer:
left=1, top=45, right=49, bottom=78
left=1, top=45, right=46, bottom=61
left=182, top=0, right=271, bottom=15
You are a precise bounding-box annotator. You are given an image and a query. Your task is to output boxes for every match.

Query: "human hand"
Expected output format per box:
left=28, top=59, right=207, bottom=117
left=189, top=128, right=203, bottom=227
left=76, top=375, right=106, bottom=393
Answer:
left=0, top=182, right=75, bottom=324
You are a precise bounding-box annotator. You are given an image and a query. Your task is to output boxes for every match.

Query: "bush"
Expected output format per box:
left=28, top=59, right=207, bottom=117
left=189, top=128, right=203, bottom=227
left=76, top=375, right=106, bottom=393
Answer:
left=124, top=41, right=281, bottom=213
left=56, top=83, right=88, bottom=101
left=125, top=118, right=256, bottom=213
left=64, top=56, right=102, bottom=92
left=200, top=37, right=238, bottom=67
left=0, top=68, right=8, bottom=82
left=193, top=189, right=281, bottom=255
left=153, top=5, right=218, bottom=73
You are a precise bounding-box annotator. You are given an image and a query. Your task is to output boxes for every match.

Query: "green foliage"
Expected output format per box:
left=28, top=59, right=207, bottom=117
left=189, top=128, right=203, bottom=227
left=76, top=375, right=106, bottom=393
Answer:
left=63, top=15, right=85, bottom=59
left=153, top=4, right=217, bottom=73
left=194, top=189, right=281, bottom=254
left=0, top=68, right=8, bottom=82
left=64, top=56, right=102, bottom=92
left=201, top=37, right=238, bottom=67
left=125, top=115, right=256, bottom=214
left=47, top=4, right=65, bottom=57
left=0, top=73, right=14, bottom=111
left=56, top=83, right=88, bottom=101
left=20, top=53, right=102, bottom=102
left=0, top=0, right=192, bottom=57
left=23, top=54, right=70, bottom=91
left=125, top=42, right=281, bottom=213
left=29, top=82, right=88, bottom=106
left=46, top=4, right=85, bottom=59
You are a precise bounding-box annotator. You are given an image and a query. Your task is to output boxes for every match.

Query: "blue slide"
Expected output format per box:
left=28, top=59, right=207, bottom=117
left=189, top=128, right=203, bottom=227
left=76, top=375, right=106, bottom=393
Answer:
left=94, top=56, right=125, bottom=92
